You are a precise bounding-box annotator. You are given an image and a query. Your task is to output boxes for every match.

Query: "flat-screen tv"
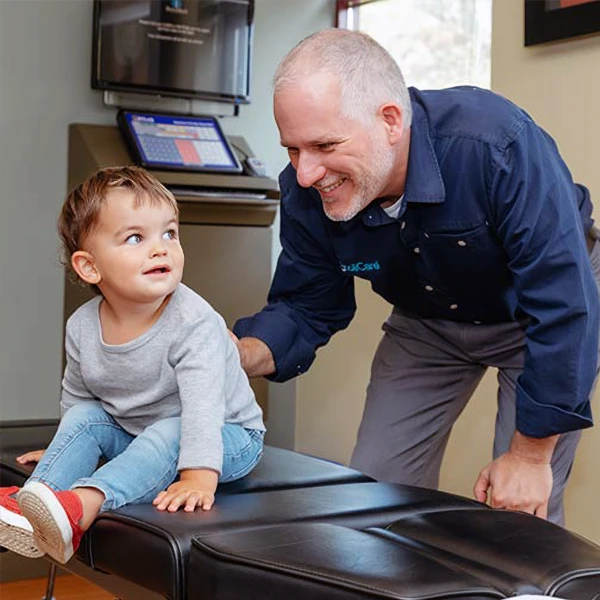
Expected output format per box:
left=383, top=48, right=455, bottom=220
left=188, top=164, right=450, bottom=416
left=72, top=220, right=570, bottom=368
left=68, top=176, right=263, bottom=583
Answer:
left=92, top=0, right=254, bottom=104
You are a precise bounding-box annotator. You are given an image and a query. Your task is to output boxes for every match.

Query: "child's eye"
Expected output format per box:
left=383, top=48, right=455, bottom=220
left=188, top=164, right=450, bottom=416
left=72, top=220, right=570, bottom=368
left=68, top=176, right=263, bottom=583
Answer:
left=125, top=234, right=142, bottom=245
left=163, top=229, right=178, bottom=240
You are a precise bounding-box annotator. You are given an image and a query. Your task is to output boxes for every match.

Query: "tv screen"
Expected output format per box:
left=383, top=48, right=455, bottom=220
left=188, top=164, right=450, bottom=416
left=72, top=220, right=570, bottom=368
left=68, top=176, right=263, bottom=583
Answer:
left=92, top=0, right=254, bottom=104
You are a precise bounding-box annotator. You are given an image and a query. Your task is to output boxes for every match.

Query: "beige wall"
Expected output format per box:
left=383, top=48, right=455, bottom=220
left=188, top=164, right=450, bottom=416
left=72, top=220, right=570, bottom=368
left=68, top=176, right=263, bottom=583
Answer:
left=294, top=0, right=600, bottom=543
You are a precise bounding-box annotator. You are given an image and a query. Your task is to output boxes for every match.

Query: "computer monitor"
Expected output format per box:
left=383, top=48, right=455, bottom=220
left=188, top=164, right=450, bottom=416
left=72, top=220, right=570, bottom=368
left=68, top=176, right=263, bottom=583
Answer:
left=117, top=110, right=243, bottom=174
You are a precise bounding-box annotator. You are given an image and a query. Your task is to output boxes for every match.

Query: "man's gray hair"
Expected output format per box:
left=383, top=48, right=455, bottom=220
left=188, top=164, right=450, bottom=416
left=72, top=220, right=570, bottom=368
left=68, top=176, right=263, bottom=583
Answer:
left=273, top=28, right=412, bottom=128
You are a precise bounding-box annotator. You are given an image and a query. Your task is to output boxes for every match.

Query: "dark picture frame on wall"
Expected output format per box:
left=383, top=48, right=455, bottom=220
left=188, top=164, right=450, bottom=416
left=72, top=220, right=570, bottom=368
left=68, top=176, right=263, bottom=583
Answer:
left=524, top=0, right=600, bottom=46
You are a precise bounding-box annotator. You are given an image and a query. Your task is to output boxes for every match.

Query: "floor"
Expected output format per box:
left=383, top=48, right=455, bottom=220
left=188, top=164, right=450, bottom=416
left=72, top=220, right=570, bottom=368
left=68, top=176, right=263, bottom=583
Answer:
left=0, top=574, right=114, bottom=600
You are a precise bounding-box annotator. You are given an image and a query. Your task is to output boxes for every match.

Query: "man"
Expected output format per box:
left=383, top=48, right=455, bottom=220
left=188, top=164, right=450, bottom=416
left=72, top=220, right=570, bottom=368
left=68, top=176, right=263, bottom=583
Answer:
left=232, top=29, right=600, bottom=524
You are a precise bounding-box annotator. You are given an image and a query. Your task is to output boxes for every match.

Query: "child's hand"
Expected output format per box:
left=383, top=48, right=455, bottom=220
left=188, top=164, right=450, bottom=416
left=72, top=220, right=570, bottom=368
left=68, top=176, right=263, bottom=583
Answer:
left=153, top=469, right=218, bottom=512
left=16, top=449, right=45, bottom=464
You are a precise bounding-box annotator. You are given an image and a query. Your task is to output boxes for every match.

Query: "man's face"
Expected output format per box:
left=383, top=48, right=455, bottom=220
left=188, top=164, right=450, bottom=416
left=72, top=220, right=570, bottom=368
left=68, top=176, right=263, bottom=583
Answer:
left=274, top=73, right=396, bottom=222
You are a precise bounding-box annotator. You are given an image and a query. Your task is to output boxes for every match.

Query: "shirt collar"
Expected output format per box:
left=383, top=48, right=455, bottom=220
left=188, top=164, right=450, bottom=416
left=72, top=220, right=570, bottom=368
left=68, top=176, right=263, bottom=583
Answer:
left=403, top=89, right=446, bottom=205
left=355, top=95, right=445, bottom=228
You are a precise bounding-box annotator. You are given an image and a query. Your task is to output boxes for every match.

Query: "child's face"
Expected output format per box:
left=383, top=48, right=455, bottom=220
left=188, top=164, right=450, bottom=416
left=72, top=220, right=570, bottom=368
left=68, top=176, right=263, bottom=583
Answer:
left=81, top=188, right=184, bottom=304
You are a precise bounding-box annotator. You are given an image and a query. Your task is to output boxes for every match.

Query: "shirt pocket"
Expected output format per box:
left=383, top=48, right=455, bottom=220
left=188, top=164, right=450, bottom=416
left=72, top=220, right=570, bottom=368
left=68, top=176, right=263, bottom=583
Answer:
left=420, top=222, right=510, bottom=294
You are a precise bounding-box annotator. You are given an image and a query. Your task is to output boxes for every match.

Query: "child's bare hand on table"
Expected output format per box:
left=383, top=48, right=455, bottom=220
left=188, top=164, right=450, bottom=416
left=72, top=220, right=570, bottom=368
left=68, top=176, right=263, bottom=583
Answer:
left=16, top=449, right=45, bottom=464
left=153, top=469, right=218, bottom=512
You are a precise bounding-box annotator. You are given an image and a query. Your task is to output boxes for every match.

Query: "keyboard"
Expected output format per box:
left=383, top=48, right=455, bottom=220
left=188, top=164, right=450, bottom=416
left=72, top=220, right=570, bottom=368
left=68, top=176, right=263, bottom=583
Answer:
left=167, top=186, right=268, bottom=200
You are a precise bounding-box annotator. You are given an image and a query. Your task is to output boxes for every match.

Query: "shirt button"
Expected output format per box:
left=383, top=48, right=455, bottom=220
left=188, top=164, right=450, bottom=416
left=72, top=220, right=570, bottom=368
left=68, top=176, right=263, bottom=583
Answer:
left=413, top=247, right=420, bottom=254
left=401, top=221, right=406, bottom=229
left=450, top=304, right=458, bottom=310
left=425, top=285, right=434, bottom=292
left=457, top=240, right=467, bottom=247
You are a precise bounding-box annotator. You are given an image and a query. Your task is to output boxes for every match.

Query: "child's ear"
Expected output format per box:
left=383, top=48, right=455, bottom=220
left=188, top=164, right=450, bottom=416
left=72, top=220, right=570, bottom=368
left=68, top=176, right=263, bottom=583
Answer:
left=71, top=251, right=101, bottom=285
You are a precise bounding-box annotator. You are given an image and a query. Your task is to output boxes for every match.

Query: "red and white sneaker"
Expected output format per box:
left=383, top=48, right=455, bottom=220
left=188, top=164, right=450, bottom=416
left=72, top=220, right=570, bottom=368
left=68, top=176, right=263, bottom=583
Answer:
left=0, top=486, right=45, bottom=558
left=17, top=482, right=84, bottom=564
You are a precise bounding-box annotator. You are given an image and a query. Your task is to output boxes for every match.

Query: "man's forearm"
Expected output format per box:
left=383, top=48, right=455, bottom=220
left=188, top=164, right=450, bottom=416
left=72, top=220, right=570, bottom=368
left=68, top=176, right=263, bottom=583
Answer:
left=510, top=430, right=559, bottom=463
left=238, top=337, right=276, bottom=378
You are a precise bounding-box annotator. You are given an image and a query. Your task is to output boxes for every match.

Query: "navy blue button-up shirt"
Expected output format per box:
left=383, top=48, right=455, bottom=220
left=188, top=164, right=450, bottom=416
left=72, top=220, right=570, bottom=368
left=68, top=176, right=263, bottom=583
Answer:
left=234, top=87, right=598, bottom=438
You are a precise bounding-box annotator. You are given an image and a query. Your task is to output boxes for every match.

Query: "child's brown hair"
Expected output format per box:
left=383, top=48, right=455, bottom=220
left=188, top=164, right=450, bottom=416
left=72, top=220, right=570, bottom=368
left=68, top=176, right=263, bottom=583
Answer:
left=59, top=166, right=179, bottom=290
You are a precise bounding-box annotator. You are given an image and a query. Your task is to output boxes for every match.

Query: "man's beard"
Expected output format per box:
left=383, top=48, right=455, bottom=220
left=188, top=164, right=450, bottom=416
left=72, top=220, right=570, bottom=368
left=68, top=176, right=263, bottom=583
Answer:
left=322, top=144, right=395, bottom=222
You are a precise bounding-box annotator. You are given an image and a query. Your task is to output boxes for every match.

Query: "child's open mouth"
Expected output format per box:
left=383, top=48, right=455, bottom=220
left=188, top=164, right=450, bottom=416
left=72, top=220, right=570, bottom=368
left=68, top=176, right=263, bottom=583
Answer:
left=144, top=266, right=171, bottom=275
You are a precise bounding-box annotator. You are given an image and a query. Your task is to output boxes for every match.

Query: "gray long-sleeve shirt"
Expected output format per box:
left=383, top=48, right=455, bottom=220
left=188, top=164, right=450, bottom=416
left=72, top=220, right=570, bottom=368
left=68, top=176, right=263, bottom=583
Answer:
left=61, top=283, right=264, bottom=473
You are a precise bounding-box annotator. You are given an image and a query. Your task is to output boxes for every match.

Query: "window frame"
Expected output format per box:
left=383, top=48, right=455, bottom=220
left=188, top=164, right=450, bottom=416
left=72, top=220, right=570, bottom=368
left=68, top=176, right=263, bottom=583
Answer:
left=335, top=0, right=382, bottom=29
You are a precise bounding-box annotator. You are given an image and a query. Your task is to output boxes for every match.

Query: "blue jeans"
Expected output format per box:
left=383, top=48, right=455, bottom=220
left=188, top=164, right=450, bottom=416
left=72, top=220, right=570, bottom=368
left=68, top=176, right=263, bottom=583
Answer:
left=27, top=401, right=264, bottom=512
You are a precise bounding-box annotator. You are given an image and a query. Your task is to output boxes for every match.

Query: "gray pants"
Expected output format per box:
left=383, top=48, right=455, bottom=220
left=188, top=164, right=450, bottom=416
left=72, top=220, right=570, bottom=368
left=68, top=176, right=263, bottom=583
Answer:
left=351, top=238, right=600, bottom=525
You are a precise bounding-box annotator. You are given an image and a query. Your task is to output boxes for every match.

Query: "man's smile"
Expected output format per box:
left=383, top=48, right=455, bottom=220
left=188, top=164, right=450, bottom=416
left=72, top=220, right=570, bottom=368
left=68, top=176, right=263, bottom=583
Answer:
left=316, top=178, right=346, bottom=195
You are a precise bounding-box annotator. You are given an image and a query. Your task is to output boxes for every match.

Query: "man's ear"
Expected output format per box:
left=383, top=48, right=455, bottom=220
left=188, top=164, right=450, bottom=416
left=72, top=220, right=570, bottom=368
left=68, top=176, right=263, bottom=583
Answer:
left=71, top=251, right=101, bottom=285
left=379, top=102, right=404, bottom=143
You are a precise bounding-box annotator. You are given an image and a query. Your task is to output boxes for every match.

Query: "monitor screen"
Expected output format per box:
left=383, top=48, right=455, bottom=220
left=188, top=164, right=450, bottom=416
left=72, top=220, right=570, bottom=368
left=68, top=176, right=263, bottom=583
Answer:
left=92, top=0, right=254, bottom=104
left=118, top=110, right=243, bottom=173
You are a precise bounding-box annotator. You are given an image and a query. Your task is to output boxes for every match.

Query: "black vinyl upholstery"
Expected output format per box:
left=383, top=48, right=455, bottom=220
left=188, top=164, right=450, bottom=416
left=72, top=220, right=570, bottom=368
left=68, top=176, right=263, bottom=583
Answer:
left=1, top=420, right=599, bottom=600
left=189, top=512, right=600, bottom=600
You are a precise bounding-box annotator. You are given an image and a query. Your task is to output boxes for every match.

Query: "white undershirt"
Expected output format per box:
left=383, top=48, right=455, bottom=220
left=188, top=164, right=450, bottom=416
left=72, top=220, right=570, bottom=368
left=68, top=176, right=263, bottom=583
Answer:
left=382, top=195, right=405, bottom=220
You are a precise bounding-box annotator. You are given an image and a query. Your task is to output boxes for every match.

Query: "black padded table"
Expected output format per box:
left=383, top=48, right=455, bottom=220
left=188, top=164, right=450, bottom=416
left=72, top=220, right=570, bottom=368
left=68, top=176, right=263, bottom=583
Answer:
left=189, top=511, right=600, bottom=599
left=2, top=420, right=599, bottom=600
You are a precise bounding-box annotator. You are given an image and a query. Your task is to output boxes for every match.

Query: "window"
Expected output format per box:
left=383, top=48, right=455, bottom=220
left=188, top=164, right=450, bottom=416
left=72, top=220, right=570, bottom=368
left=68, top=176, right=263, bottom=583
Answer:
left=336, top=0, right=492, bottom=90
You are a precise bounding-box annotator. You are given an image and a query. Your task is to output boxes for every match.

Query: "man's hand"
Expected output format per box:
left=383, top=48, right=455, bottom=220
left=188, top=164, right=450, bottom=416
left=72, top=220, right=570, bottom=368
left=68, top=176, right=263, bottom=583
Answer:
left=153, top=469, right=218, bottom=512
left=228, top=332, right=276, bottom=378
left=473, top=431, right=558, bottom=519
left=16, top=449, right=45, bottom=464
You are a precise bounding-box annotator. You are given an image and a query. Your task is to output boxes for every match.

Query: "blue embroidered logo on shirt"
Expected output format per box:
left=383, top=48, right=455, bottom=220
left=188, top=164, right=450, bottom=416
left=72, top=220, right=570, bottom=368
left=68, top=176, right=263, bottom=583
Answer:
left=340, top=261, right=381, bottom=273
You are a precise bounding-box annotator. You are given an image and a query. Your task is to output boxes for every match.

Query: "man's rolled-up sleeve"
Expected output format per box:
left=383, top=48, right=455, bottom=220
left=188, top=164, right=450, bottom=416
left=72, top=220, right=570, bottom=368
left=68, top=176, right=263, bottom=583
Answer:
left=233, top=167, right=356, bottom=382
left=491, top=120, right=599, bottom=437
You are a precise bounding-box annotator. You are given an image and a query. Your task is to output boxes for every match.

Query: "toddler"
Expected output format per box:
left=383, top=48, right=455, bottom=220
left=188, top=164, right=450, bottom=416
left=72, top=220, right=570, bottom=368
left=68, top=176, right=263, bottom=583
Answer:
left=0, top=166, right=265, bottom=563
